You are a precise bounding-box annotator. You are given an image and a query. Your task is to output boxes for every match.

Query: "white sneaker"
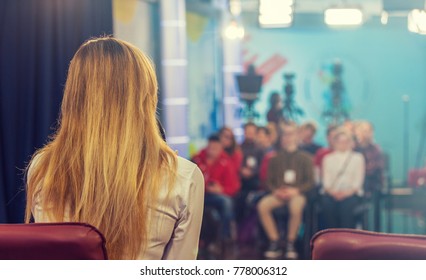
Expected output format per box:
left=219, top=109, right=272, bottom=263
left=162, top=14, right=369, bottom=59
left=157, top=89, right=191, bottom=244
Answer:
left=285, top=243, right=298, bottom=260
left=264, top=242, right=282, bottom=259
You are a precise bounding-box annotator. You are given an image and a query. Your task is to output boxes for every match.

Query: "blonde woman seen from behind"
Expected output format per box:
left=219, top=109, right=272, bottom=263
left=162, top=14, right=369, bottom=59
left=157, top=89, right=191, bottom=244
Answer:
left=25, top=37, right=204, bottom=260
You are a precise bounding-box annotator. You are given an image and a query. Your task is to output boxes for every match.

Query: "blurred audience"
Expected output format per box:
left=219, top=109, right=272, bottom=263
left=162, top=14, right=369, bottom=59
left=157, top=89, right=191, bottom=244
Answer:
left=267, top=122, right=279, bottom=149
left=299, top=122, right=322, bottom=156
left=354, top=121, right=384, bottom=231
left=192, top=135, right=240, bottom=242
left=236, top=123, right=264, bottom=222
left=257, top=126, right=274, bottom=154
left=219, top=127, right=243, bottom=178
left=258, top=126, right=277, bottom=189
left=321, top=130, right=365, bottom=229
left=240, top=123, right=263, bottom=191
left=257, top=123, right=314, bottom=259
left=196, top=117, right=386, bottom=259
left=354, top=121, right=385, bottom=196
left=314, top=125, right=338, bottom=185
left=342, top=120, right=355, bottom=136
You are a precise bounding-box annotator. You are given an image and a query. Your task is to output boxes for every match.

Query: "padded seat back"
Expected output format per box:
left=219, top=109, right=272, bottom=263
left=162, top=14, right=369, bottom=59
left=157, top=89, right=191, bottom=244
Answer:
left=311, top=228, right=426, bottom=260
left=0, top=223, right=107, bottom=260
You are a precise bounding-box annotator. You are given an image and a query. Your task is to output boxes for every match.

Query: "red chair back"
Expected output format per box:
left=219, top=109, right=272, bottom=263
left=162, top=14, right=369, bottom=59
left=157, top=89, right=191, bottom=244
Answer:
left=0, top=223, right=107, bottom=260
left=311, top=228, right=426, bottom=260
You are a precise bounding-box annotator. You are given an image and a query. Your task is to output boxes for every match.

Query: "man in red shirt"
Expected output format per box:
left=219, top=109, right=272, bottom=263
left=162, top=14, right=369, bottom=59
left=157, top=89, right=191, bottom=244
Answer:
left=192, top=134, right=240, bottom=240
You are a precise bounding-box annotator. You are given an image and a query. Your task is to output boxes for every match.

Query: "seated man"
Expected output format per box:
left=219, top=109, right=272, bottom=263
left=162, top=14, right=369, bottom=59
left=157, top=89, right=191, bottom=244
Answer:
left=354, top=121, right=384, bottom=231
left=236, top=123, right=263, bottom=222
left=321, top=129, right=365, bottom=229
left=354, top=121, right=384, bottom=195
left=257, top=126, right=275, bottom=154
left=192, top=135, right=240, bottom=242
left=240, top=123, right=263, bottom=193
left=298, top=122, right=322, bottom=156
left=257, top=123, right=314, bottom=259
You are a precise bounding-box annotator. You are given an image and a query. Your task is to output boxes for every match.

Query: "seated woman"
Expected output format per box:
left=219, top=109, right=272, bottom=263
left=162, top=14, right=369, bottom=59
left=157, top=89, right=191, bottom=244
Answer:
left=25, top=37, right=204, bottom=260
left=321, top=129, right=365, bottom=229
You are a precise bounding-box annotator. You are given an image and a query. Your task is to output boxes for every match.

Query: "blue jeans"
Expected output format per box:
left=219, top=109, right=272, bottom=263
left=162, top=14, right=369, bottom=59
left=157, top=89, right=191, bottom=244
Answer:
left=204, top=193, right=234, bottom=238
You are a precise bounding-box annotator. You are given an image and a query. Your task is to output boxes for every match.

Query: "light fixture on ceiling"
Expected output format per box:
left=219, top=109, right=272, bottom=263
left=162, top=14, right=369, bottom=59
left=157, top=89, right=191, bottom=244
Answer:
left=408, top=9, right=426, bottom=34
left=223, top=20, right=245, bottom=40
left=229, top=0, right=242, bottom=16
left=258, top=0, right=294, bottom=28
left=381, top=11, right=389, bottom=25
left=324, top=8, right=364, bottom=26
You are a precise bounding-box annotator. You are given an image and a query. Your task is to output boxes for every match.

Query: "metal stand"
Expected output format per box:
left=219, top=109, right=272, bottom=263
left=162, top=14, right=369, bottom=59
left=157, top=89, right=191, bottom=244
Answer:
left=282, top=73, right=304, bottom=122
left=322, top=61, right=349, bottom=126
left=241, top=98, right=260, bottom=122
left=402, top=95, right=410, bottom=184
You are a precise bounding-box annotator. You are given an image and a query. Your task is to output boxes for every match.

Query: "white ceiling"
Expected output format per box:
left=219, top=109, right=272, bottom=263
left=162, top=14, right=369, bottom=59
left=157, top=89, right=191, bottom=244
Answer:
left=295, top=0, right=382, bottom=14
left=241, top=0, right=425, bottom=15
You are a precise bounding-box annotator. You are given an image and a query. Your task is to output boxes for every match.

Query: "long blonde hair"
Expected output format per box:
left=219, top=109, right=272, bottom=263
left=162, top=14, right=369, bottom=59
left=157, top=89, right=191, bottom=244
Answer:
left=25, top=37, right=177, bottom=259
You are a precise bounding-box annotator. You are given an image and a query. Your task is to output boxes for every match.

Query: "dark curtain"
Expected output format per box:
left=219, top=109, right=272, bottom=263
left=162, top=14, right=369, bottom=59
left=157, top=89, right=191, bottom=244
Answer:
left=0, top=0, right=113, bottom=223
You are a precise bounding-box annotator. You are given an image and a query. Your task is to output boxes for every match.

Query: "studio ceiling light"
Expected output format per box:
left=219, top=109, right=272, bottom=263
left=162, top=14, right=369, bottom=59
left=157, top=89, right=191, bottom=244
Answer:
left=408, top=9, right=426, bottom=34
left=229, top=0, right=242, bottom=16
left=259, top=0, right=294, bottom=28
left=324, top=8, right=363, bottom=26
left=223, top=20, right=245, bottom=40
left=381, top=11, right=389, bottom=25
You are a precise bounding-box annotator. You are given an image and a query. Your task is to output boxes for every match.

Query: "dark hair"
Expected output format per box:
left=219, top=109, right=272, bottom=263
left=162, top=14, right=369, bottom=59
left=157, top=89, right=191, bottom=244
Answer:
left=218, top=127, right=238, bottom=154
left=269, top=91, right=281, bottom=107
left=157, top=119, right=166, bottom=142
left=301, top=122, right=317, bottom=134
left=243, top=122, right=257, bottom=130
left=208, top=134, right=221, bottom=142
left=257, top=126, right=270, bottom=135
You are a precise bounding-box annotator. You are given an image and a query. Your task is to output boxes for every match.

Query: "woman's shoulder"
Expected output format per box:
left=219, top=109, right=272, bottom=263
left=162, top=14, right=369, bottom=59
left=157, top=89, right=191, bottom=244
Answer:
left=168, top=156, right=204, bottom=208
left=176, top=156, right=198, bottom=174
left=175, top=156, right=204, bottom=185
left=27, top=151, right=45, bottom=181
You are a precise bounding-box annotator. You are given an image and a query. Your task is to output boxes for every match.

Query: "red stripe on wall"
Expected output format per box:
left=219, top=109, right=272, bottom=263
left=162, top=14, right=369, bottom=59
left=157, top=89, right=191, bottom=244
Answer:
left=243, top=54, right=259, bottom=72
left=256, top=54, right=287, bottom=84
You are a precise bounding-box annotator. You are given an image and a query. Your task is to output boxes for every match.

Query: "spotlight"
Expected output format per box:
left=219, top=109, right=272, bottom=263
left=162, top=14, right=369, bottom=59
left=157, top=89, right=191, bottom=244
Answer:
left=381, top=11, right=388, bottom=25
left=223, top=20, right=244, bottom=40
left=324, top=8, right=363, bottom=26
left=259, top=0, right=294, bottom=28
left=408, top=9, right=426, bottom=35
left=229, top=0, right=242, bottom=16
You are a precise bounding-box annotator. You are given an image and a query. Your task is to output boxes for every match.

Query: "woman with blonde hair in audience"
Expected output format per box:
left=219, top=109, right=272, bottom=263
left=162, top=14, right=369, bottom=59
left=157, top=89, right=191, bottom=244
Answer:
left=321, top=129, right=365, bottom=229
left=26, top=37, right=204, bottom=260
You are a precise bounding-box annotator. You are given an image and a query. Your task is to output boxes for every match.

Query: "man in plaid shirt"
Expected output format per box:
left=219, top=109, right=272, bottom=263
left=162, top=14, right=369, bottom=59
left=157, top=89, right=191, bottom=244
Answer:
left=355, top=121, right=385, bottom=231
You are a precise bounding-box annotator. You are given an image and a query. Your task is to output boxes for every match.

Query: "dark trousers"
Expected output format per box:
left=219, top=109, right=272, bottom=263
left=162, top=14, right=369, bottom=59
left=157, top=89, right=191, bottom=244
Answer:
left=204, top=193, right=234, bottom=238
left=321, top=194, right=360, bottom=229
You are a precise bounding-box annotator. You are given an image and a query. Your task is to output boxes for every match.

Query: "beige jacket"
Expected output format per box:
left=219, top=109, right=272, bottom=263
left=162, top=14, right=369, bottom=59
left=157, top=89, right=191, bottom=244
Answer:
left=30, top=156, right=205, bottom=260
